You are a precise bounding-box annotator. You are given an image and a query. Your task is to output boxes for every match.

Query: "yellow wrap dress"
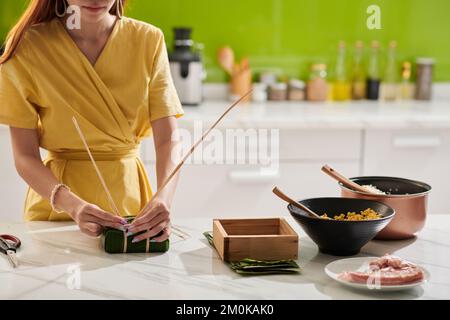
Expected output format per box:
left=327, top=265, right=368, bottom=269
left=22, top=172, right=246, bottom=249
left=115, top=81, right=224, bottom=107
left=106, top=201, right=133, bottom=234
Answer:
left=0, top=17, right=184, bottom=221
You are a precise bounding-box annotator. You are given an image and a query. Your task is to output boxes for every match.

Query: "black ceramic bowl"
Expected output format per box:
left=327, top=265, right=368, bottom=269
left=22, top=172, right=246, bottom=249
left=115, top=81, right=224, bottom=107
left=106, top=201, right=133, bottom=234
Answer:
left=288, top=198, right=395, bottom=256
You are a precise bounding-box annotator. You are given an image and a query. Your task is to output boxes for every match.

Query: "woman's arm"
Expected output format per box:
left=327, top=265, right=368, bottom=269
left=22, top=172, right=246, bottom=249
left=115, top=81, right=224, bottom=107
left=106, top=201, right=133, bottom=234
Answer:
left=127, top=116, right=181, bottom=242
left=153, top=115, right=181, bottom=205
left=9, top=127, right=126, bottom=235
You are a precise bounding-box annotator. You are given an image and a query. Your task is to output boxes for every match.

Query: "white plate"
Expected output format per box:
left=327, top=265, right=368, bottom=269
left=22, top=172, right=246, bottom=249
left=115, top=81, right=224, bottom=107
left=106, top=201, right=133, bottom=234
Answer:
left=325, top=257, right=430, bottom=292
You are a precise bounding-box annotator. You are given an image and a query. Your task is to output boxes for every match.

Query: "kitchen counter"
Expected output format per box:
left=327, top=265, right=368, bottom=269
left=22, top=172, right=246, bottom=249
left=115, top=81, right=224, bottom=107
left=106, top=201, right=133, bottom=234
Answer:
left=1, top=100, right=449, bottom=132
left=178, top=100, right=450, bottom=129
left=1, top=215, right=449, bottom=300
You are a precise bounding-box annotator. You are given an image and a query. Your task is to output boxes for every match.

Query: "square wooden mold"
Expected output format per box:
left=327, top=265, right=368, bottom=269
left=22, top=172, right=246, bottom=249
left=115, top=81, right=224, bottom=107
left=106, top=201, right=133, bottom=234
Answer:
left=212, top=218, right=299, bottom=262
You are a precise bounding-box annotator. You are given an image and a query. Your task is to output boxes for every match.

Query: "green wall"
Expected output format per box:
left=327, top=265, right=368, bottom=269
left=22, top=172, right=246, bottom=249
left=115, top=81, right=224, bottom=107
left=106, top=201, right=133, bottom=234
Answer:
left=2, top=0, right=450, bottom=82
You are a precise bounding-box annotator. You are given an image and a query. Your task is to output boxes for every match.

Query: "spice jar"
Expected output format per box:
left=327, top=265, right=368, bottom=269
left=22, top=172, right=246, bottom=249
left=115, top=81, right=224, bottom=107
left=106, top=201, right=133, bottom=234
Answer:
left=288, top=79, right=306, bottom=101
left=252, top=83, right=268, bottom=103
left=307, top=63, right=328, bottom=102
left=259, top=71, right=278, bottom=86
left=415, top=57, right=435, bottom=101
left=268, top=83, right=288, bottom=101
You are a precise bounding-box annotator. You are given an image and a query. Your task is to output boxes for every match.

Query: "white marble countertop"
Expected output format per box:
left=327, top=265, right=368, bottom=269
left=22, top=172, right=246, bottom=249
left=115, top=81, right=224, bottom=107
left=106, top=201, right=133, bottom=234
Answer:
left=178, top=100, right=450, bottom=129
left=1, top=215, right=449, bottom=300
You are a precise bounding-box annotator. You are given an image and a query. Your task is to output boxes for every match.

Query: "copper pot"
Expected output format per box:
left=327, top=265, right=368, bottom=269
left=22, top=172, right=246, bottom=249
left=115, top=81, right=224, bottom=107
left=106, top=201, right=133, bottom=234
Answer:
left=340, top=177, right=431, bottom=240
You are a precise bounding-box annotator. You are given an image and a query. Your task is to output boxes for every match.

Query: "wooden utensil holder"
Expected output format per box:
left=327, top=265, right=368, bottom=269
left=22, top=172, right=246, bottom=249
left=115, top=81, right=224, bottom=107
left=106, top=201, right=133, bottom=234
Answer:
left=230, top=68, right=252, bottom=103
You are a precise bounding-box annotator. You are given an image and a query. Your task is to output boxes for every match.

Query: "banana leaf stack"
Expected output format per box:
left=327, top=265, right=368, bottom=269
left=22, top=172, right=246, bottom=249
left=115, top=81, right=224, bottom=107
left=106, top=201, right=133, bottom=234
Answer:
left=203, top=231, right=301, bottom=275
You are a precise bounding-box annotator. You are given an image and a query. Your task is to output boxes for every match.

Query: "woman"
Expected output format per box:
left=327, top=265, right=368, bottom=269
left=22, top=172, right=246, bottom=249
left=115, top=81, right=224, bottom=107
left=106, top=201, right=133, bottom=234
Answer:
left=0, top=0, right=183, bottom=244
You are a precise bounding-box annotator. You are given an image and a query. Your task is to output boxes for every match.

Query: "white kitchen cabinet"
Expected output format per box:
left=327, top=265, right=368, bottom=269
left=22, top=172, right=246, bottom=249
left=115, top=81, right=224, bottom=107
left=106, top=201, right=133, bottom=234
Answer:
left=156, top=161, right=359, bottom=219
left=142, top=127, right=362, bottom=218
left=363, top=129, right=450, bottom=214
left=0, top=129, right=28, bottom=221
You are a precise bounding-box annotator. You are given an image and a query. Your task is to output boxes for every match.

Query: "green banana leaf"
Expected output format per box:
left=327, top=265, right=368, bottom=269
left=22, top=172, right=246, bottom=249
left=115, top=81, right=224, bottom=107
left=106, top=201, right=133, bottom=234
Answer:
left=203, top=231, right=301, bottom=275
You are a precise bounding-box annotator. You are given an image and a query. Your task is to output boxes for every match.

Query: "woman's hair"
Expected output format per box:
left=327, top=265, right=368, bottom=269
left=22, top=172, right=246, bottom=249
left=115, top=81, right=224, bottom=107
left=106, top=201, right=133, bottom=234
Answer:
left=0, top=0, right=126, bottom=64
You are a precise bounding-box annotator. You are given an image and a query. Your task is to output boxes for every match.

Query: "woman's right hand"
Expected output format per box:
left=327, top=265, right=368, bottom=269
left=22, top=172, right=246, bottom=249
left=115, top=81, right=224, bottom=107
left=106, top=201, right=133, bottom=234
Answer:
left=72, top=202, right=128, bottom=237
left=55, top=187, right=127, bottom=237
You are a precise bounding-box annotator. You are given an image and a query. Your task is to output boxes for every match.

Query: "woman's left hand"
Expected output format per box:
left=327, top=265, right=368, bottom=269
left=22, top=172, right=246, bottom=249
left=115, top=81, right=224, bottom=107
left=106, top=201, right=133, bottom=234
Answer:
left=125, top=198, right=171, bottom=243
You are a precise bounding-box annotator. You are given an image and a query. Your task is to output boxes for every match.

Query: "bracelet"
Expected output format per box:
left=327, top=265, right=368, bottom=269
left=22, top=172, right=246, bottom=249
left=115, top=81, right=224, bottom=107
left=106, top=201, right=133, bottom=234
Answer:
left=50, top=183, right=70, bottom=214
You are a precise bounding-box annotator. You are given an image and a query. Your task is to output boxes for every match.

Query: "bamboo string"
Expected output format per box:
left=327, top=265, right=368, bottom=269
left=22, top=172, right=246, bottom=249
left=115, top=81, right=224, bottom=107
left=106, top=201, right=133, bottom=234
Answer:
left=72, top=117, right=128, bottom=253
left=136, top=89, right=253, bottom=221
left=72, top=117, right=121, bottom=217
left=171, top=225, right=190, bottom=240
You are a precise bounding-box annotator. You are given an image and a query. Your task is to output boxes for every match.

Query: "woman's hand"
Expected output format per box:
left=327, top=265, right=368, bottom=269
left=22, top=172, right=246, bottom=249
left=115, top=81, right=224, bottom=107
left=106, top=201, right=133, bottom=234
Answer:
left=72, top=201, right=128, bottom=237
left=55, top=187, right=127, bottom=237
left=125, top=197, right=171, bottom=243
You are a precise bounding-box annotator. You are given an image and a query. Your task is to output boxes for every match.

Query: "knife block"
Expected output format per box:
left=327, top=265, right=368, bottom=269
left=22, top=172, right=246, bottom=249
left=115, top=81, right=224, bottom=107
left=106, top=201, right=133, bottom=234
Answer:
left=102, top=216, right=170, bottom=254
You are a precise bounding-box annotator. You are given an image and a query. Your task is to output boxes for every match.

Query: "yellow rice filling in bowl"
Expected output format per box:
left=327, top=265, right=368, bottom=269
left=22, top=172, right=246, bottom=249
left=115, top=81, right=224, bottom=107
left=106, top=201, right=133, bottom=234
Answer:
left=321, top=208, right=382, bottom=221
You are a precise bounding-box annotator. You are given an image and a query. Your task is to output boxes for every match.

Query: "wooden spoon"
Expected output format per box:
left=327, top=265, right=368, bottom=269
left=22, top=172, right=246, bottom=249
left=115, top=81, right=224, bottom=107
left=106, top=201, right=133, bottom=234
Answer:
left=217, top=46, right=235, bottom=76
left=272, top=187, right=321, bottom=219
left=321, top=165, right=372, bottom=194
left=240, top=56, right=250, bottom=71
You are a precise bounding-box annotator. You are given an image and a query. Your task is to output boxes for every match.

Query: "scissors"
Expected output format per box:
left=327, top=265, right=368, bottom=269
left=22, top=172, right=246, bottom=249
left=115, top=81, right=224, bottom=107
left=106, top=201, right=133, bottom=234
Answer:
left=0, top=234, right=21, bottom=268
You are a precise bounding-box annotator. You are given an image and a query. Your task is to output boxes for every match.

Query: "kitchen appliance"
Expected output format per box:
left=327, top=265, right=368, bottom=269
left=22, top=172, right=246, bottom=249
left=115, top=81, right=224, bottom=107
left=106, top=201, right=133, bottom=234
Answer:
left=169, top=27, right=204, bottom=106
left=340, top=176, right=431, bottom=240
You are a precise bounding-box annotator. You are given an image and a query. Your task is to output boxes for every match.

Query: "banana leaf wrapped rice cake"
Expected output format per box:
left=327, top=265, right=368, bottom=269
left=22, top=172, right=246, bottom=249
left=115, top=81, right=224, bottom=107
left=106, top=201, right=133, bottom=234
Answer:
left=102, top=216, right=170, bottom=253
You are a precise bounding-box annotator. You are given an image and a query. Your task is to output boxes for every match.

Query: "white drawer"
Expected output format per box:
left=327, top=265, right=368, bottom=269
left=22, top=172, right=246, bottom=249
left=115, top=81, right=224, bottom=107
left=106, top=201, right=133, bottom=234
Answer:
left=144, top=161, right=359, bottom=218
left=363, top=129, right=450, bottom=214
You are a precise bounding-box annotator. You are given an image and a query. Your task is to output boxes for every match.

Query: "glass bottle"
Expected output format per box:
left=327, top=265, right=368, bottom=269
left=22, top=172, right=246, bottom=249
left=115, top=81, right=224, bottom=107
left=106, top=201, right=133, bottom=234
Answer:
left=307, top=63, right=328, bottom=102
left=366, top=41, right=381, bottom=100
left=382, top=41, right=399, bottom=101
left=333, top=41, right=351, bottom=101
left=351, top=41, right=366, bottom=100
left=399, top=61, right=414, bottom=100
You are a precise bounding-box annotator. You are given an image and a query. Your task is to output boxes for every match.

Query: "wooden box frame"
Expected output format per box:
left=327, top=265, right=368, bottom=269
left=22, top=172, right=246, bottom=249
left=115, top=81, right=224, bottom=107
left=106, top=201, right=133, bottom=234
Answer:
left=212, top=218, right=299, bottom=262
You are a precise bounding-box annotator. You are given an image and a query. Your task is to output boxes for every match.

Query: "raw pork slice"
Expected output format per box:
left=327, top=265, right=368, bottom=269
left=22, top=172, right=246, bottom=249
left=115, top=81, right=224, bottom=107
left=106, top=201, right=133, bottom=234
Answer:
left=338, top=254, right=424, bottom=286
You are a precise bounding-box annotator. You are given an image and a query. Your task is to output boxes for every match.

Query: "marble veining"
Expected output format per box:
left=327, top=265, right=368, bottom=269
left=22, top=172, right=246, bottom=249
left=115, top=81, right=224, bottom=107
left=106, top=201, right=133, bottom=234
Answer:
left=1, top=215, right=450, bottom=300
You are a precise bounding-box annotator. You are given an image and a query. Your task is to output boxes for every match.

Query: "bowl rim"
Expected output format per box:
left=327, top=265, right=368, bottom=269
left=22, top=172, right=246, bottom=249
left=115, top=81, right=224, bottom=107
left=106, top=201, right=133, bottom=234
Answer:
left=288, top=197, right=396, bottom=223
left=340, top=176, right=432, bottom=198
